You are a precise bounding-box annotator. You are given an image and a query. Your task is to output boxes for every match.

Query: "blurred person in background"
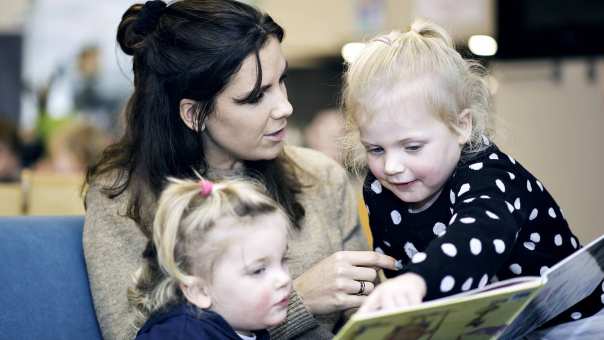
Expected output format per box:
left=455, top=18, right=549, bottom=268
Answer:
left=303, top=108, right=346, bottom=165
left=34, top=119, right=110, bottom=174
left=0, top=118, right=22, bottom=182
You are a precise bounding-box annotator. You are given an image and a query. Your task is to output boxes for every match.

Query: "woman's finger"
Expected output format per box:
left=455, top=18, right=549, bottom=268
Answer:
left=348, top=266, right=378, bottom=282
left=338, top=251, right=397, bottom=270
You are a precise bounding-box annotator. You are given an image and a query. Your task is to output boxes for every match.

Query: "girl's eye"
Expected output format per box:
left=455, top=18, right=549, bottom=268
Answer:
left=405, top=144, right=423, bottom=152
left=367, top=147, right=384, bottom=155
left=251, top=267, right=266, bottom=275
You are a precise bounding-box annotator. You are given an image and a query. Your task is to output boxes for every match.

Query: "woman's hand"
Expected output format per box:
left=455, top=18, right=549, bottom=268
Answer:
left=293, top=251, right=397, bottom=315
left=357, top=272, right=427, bottom=315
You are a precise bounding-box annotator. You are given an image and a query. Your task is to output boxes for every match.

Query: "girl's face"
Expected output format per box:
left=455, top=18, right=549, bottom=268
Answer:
left=201, top=37, right=292, bottom=170
left=359, top=88, right=469, bottom=210
left=206, top=213, right=291, bottom=334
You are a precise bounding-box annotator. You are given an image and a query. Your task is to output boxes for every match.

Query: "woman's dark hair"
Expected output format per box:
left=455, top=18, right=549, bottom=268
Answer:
left=86, top=0, right=304, bottom=236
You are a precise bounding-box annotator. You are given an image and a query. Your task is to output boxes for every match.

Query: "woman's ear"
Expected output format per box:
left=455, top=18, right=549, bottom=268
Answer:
left=456, top=109, right=473, bottom=145
left=180, top=281, right=212, bottom=309
left=179, top=99, right=205, bottom=131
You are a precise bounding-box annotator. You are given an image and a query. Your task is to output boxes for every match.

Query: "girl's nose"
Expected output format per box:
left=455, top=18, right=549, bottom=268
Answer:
left=384, top=152, right=405, bottom=176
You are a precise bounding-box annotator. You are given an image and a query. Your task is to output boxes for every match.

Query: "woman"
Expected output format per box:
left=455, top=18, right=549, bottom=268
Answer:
left=83, top=1, right=396, bottom=339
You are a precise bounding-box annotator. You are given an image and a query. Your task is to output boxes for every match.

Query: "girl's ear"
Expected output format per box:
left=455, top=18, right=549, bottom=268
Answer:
left=180, top=280, right=212, bottom=309
left=179, top=99, right=206, bottom=131
left=456, top=109, right=473, bottom=145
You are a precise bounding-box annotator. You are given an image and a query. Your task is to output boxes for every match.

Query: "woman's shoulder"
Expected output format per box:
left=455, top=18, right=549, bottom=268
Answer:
left=284, top=145, right=347, bottom=183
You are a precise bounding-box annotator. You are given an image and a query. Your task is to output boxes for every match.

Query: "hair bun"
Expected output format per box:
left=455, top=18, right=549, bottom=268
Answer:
left=117, top=1, right=166, bottom=56
left=134, top=1, right=167, bottom=35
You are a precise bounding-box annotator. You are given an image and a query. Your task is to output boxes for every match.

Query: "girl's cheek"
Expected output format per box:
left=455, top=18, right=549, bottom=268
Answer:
left=254, top=287, right=273, bottom=311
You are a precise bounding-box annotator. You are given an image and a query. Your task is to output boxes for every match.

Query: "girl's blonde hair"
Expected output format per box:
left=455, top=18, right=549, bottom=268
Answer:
left=342, top=18, right=494, bottom=173
left=128, top=176, right=290, bottom=328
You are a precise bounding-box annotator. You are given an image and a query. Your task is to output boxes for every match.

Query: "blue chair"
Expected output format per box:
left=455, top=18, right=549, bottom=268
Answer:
left=0, top=216, right=102, bottom=340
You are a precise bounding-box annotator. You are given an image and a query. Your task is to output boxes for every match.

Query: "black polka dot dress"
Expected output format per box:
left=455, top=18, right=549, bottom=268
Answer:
left=363, top=143, right=604, bottom=326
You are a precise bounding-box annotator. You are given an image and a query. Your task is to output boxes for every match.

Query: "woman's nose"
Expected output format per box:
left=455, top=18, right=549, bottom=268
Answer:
left=271, top=87, right=293, bottom=120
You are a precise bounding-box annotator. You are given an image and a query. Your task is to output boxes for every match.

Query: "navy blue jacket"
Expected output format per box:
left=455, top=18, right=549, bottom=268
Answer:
left=136, top=303, right=270, bottom=340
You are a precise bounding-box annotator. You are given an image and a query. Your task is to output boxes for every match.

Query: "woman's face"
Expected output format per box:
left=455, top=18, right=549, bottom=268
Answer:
left=201, top=37, right=292, bottom=170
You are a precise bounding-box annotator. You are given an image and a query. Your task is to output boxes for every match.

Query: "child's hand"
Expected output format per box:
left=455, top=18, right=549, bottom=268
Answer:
left=357, top=272, right=427, bottom=314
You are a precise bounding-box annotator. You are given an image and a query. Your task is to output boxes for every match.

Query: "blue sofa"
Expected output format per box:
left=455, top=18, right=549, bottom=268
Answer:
left=0, top=216, right=103, bottom=340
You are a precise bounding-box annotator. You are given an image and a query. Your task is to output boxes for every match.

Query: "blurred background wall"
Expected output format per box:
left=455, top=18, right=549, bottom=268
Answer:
left=0, top=0, right=602, bottom=242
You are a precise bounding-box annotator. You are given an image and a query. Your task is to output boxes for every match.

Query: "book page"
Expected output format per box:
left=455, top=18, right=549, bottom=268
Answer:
left=500, top=234, right=604, bottom=339
left=335, top=280, right=543, bottom=340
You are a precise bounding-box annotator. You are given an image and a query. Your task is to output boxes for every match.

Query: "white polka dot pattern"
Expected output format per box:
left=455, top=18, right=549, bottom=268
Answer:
left=514, top=198, right=521, bottom=210
left=374, top=247, right=384, bottom=254
left=383, top=240, right=391, bottom=247
left=394, top=259, right=403, bottom=270
left=571, top=312, right=582, bottom=320
left=486, top=210, right=499, bottom=219
left=470, top=238, right=482, bottom=255
left=493, top=239, right=506, bottom=254
left=433, top=222, right=447, bottom=236
left=450, top=190, right=455, bottom=204
left=510, top=263, right=522, bottom=275
left=441, top=276, right=455, bottom=292
left=404, top=242, right=418, bottom=259
left=460, top=217, right=476, bottom=224
left=391, top=210, right=402, bottom=225
left=529, top=208, right=538, bottom=220
left=508, top=155, right=516, bottom=164
left=506, top=201, right=514, bottom=213
left=536, top=180, right=544, bottom=191
left=554, top=234, right=563, bottom=246
left=489, top=153, right=499, bottom=160
left=496, top=179, right=506, bottom=193
left=449, top=213, right=457, bottom=225
left=411, top=252, right=427, bottom=263
left=524, top=242, right=536, bottom=251
left=548, top=207, right=557, bottom=218
left=540, top=266, right=549, bottom=276
left=464, top=198, right=476, bottom=203
left=508, top=172, right=515, bottom=180
left=458, top=183, right=470, bottom=197
left=461, top=277, right=473, bottom=291
left=469, top=162, right=483, bottom=170
left=371, top=180, right=382, bottom=194
left=571, top=237, right=578, bottom=249
left=441, top=243, right=457, bottom=257
left=478, top=274, right=489, bottom=288
left=527, top=180, right=532, bottom=192
left=530, top=233, right=541, bottom=243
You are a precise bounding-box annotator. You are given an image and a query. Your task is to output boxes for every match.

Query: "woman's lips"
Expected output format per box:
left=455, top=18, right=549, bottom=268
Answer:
left=265, top=126, right=287, bottom=141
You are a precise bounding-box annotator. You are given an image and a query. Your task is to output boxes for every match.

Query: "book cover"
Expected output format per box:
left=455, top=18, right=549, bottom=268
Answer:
left=334, top=234, right=604, bottom=340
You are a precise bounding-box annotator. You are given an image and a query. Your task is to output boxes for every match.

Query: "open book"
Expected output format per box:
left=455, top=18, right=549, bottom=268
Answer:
left=334, top=234, right=604, bottom=340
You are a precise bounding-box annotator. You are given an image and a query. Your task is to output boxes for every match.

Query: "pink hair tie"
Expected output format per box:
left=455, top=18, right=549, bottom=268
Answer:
left=199, top=180, right=213, bottom=197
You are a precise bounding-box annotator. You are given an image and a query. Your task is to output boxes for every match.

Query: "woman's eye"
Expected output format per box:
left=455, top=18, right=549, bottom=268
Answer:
left=247, top=92, right=265, bottom=104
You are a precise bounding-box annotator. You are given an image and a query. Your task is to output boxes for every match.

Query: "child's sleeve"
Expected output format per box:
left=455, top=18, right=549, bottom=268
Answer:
left=405, top=166, right=522, bottom=300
